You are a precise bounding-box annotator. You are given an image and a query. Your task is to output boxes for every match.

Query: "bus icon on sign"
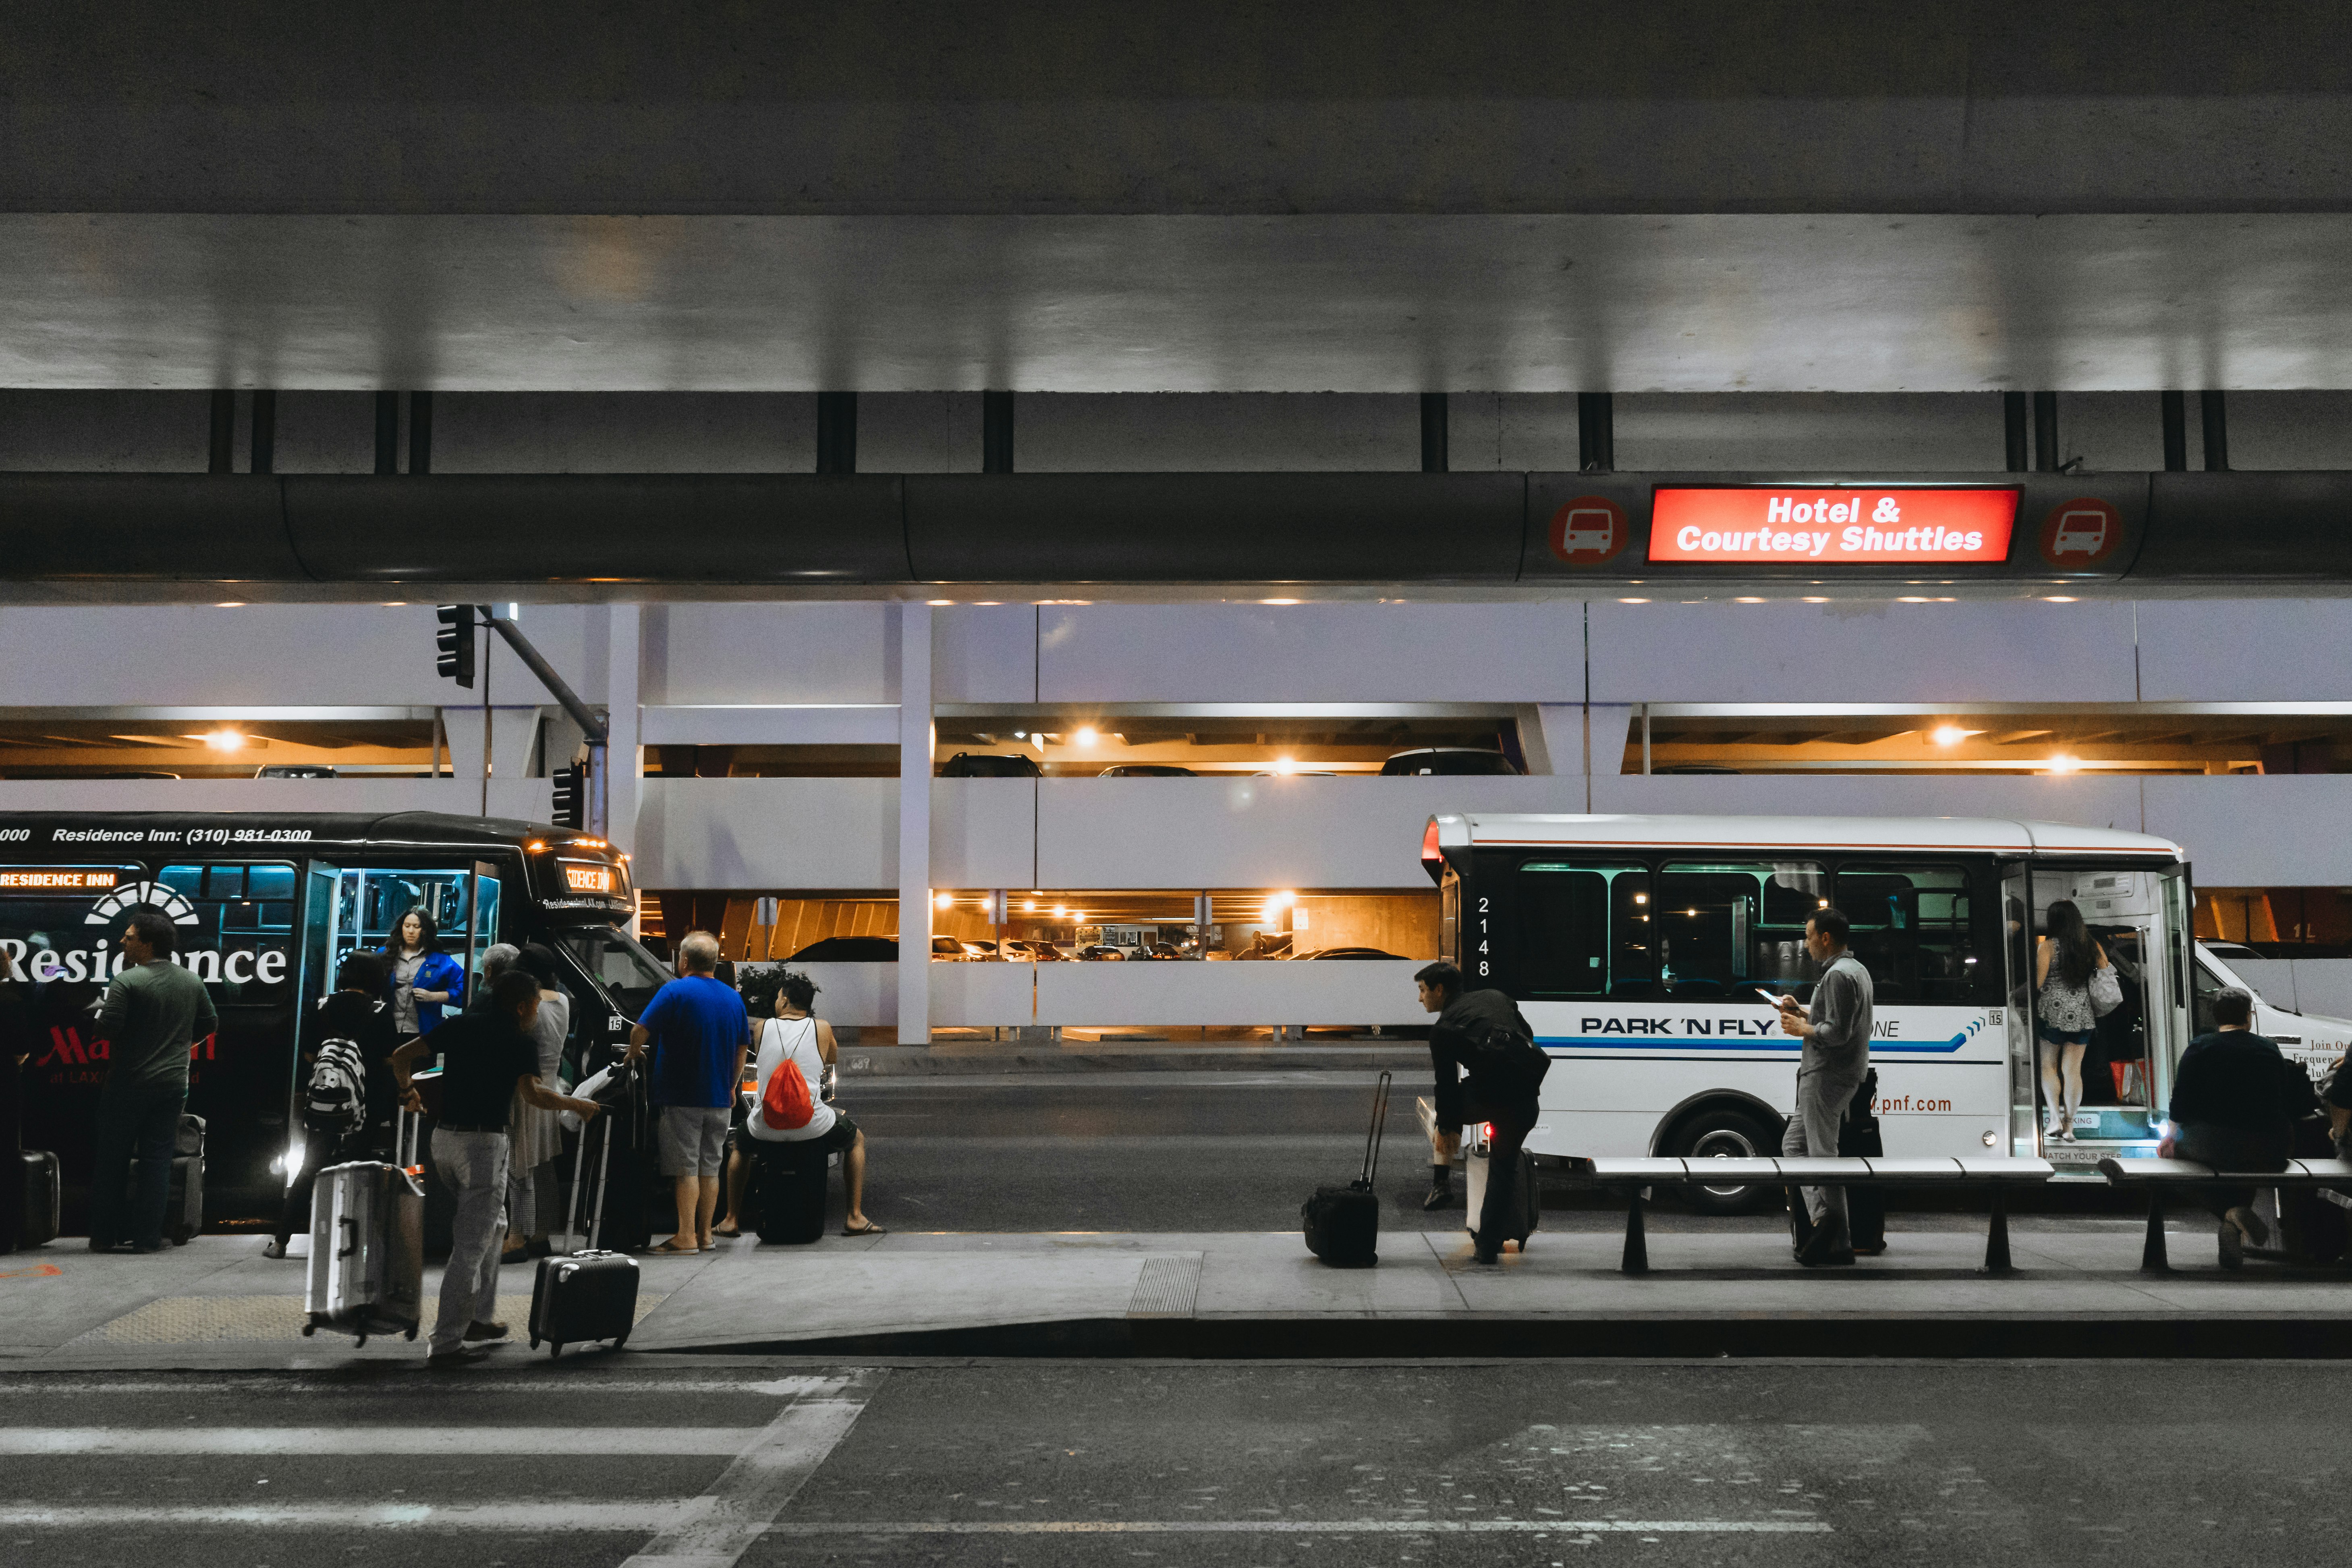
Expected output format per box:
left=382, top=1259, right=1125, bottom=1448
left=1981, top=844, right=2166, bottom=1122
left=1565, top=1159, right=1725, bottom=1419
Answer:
left=1548, top=496, right=1628, bottom=564
left=2037, top=496, right=2124, bottom=568
left=2050, top=509, right=2109, bottom=558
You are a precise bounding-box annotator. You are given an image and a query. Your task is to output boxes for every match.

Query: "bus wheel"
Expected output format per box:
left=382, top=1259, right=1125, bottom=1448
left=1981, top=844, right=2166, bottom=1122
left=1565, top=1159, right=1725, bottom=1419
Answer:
left=1670, top=1109, right=1779, bottom=1215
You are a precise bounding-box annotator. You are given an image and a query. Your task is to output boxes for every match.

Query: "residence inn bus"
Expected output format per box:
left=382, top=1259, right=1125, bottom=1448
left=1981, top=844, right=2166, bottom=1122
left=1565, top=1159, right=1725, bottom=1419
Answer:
left=1417, top=811, right=2306, bottom=1209
left=0, top=811, right=666, bottom=1231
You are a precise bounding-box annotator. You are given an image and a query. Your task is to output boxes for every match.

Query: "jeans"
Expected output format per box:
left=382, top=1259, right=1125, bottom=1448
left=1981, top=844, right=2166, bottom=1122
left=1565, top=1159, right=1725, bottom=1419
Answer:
left=1783, top=1067, right=1864, bottom=1239
left=2176, top=1122, right=2287, bottom=1221
left=88, top=1083, right=186, bottom=1250
left=429, top=1127, right=509, bottom=1354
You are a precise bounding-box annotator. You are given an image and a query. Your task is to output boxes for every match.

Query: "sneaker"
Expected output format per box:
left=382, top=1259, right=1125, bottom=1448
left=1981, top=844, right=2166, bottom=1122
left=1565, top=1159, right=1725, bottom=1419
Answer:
left=463, top=1320, right=510, bottom=1342
left=262, top=1239, right=288, bottom=1259
left=2226, top=1205, right=2271, bottom=1249
left=426, top=1344, right=492, bottom=1368
left=2218, top=1218, right=2245, bottom=1271
left=1422, top=1183, right=1455, bottom=1211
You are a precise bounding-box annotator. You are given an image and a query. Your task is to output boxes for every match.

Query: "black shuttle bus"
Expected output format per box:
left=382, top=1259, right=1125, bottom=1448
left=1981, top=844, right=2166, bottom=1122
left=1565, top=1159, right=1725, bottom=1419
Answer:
left=0, top=811, right=673, bottom=1231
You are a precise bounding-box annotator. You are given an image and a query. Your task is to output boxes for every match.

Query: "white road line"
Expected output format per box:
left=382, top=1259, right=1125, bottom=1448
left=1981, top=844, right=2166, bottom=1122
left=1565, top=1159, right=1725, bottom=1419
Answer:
left=0, top=1427, right=763, bottom=1456
left=0, top=1377, right=838, bottom=1397
left=0, top=1507, right=1825, bottom=1537
left=620, top=1368, right=886, bottom=1568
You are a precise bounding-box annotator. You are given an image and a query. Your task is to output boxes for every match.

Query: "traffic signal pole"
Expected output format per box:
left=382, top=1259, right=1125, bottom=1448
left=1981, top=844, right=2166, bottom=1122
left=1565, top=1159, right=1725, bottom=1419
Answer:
left=481, top=612, right=612, bottom=837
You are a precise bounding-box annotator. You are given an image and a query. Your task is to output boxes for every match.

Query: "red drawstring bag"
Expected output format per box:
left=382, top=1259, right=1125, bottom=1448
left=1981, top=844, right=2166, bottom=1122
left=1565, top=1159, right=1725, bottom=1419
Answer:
left=761, top=1056, right=815, bottom=1130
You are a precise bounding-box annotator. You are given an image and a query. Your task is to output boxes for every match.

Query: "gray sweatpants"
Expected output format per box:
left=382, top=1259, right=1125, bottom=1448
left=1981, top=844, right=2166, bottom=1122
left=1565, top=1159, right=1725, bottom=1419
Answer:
left=429, top=1128, right=509, bottom=1354
left=1782, top=1068, right=1863, bottom=1236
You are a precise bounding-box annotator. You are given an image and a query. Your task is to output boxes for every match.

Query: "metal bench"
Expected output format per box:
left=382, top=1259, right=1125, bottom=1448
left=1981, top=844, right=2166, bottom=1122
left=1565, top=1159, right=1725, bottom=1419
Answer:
left=1554, top=1154, right=2057, bottom=1273
left=2095, top=1155, right=2352, bottom=1271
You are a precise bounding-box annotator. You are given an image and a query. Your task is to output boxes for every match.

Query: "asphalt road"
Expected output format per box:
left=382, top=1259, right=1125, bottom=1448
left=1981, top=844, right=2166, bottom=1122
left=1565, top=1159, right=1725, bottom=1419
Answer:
left=832, top=1073, right=2135, bottom=1236
left=3, top=1360, right=2342, bottom=1567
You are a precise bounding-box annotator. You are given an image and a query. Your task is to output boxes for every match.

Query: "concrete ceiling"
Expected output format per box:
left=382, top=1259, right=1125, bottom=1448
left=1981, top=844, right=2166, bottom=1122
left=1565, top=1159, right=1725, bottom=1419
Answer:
left=7, top=211, right=2352, bottom=394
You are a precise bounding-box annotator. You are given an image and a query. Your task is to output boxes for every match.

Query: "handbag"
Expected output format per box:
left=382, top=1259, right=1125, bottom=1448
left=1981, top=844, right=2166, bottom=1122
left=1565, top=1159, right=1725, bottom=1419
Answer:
left=2087, top=962, right=2124, bottom=1018
left=2109, top=1060, right=2148, bottom=1105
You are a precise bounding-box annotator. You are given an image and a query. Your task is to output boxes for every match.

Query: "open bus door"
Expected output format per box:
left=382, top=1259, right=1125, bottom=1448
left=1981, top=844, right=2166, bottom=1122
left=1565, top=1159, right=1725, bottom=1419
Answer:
left=2022, top=863, right=2178, bottom=1170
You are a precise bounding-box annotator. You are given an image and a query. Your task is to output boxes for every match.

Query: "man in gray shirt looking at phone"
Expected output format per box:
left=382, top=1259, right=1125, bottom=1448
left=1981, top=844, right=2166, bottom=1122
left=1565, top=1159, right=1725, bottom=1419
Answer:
left=1773, top=906, right=1873, bottom=1267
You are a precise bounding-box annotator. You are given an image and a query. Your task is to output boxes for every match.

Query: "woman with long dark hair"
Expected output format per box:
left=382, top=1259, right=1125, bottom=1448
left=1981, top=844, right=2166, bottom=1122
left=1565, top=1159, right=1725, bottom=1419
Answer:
left=380, top=908, right=465, bottom=1040
left=2035, top=899, right=2111, bottom=1142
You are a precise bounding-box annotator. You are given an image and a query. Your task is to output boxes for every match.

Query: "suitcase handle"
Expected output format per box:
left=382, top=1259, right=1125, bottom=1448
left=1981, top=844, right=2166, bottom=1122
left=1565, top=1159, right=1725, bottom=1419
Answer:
left=336, top=1213, right=358, bottom=1261
left=1356, top=1070, right=1392, bottom=1189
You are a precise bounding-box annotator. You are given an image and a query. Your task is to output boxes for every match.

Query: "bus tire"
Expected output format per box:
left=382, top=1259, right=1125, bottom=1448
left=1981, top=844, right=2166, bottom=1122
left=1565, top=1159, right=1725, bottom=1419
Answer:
left=1666, top=1107, right=1781, bottom=1215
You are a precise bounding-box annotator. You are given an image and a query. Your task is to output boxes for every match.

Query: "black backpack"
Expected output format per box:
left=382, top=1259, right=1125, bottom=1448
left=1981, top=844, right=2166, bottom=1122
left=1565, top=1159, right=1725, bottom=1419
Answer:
left=1458, top=1016, right=1551, bottom=1099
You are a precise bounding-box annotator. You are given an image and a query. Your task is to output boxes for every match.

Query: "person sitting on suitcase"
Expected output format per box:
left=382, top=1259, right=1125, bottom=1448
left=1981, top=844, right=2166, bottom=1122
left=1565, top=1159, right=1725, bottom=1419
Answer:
left=623, top=931, right=753, bottom=1255
left=1415, top=960, right=1543, bottom=1265
left=394, top=970, right=602, bottom=1367
left=740, top=971, right=883, bottom=1237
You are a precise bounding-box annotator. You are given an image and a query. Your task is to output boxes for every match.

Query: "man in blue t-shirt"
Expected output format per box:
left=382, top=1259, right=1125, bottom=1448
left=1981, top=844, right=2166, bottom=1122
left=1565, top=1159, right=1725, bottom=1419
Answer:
left=624, top=931, right=751, bottom=1253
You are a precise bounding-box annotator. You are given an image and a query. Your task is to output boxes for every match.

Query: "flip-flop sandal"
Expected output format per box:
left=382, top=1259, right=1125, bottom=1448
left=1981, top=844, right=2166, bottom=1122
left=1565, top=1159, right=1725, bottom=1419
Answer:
left=651, top=1239, right=700, bottom=1255
left=842, top=1221, right=888, bottom=1237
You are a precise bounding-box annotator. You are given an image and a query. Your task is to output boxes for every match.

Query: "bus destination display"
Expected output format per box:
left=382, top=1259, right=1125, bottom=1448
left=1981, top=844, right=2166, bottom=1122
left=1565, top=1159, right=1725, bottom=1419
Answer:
left=562, top=862, right=619, bottom=894
left=0, top=867, right=122, bottom=890
left=1649, top=487, right=2017, bottom=564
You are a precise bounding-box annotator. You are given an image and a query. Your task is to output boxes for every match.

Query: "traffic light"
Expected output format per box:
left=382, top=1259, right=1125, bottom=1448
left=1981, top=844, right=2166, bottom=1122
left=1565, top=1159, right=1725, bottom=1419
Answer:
left=434, top=604, right=476, bottom=687
left=551, top=763, right=586, bottom=829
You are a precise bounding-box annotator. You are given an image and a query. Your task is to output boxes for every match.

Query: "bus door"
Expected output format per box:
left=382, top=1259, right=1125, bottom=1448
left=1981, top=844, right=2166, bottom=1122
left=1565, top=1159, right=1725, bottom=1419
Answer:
left=330, top=863, right=500, bottom=1023
left=2028, top=863, right=2169, bottom=1167
left=1999, top=862, right=2035, bottom=1157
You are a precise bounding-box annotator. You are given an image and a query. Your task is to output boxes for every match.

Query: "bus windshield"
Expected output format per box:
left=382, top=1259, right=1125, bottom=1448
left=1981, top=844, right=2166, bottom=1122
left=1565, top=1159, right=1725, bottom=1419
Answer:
left=554, top=924, right=674, bottom=1019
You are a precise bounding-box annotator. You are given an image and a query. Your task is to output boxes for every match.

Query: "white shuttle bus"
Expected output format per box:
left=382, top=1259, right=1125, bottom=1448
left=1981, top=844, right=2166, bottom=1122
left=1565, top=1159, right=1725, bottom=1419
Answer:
left=1420, top=812, right=2352, bottom=1210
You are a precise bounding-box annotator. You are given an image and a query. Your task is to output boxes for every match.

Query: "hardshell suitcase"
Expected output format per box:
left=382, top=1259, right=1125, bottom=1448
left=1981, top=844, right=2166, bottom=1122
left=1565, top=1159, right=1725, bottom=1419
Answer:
left=303, top=1112, right=425, bottom=1346
left=530, top=1095, right=640, bottom=1356
left=755, top=1142, right=830, bottom=1245
left=1466, top=1141, right=1540, bottom=1253
left=1303, top=1071, right=1390, bottom=1267
left=19, top=1149, right=60, bottom=1249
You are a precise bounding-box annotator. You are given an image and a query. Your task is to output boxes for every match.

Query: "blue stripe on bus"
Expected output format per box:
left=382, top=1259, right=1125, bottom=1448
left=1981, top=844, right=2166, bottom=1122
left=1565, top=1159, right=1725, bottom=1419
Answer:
left=1538, top=1032, right=1972, bottom=1056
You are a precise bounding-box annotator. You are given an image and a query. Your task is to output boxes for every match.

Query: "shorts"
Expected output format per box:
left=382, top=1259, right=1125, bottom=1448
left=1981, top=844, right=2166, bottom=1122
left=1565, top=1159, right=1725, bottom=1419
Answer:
left=755, top=1114, right=859, bottom=1164
left=2036, top=1022, right=2097, bottom=1048
left=656, top=1104, right=732, bottom=1178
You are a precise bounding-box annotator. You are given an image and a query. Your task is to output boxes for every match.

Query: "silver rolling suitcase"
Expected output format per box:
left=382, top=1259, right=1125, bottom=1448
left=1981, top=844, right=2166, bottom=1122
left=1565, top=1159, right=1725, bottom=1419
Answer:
left=302, top=1111, right=426, bottom=1346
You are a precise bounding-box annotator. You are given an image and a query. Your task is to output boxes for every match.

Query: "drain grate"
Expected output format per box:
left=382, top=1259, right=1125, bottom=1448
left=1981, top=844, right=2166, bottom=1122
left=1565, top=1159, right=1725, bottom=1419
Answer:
left=1126, top=1256, right=1201, bottom=1319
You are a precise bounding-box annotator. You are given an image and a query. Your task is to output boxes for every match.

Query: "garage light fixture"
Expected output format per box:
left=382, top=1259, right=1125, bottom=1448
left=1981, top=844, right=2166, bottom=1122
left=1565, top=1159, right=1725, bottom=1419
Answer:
left=2044, top=595, right=2078, bottom=603
left=1273, top=756, right=1296, bottom=774
left=2045, top=755, right=2081, bottom=774
left=1931, top=725, right=1970, bottom=747
left=1618, top=597, right=1649, bottom=604
left=933, top=892, right=952, bottom=909
left=201, top=730, right=245, bottom=752
left=1075, top=726, right=1099, bottom=747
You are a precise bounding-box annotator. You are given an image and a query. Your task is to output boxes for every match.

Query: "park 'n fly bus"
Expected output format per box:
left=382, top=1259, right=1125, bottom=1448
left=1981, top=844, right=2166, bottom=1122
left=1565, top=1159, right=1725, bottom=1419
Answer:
left=1, top=811, right=674, bottom=1230
left=1422, top=812, right=2352, bottom=1209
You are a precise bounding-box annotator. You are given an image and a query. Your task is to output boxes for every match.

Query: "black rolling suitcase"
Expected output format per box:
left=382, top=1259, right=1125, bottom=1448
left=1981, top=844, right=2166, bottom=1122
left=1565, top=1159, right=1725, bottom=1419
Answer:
left=1839, top=1070, right=1885, bottom=1253
left=127, top=1113, right=205, bottom=1245
left=1303, top=1071, right=1390, bottom=1267
left=19, top=1149, right=60, bottom=1249
left=1466, top=1141, right=1540, bottom=1255
left=530, top=1095, right=640, bottom=1358
left=755, top=1143, right=830, bottom=1244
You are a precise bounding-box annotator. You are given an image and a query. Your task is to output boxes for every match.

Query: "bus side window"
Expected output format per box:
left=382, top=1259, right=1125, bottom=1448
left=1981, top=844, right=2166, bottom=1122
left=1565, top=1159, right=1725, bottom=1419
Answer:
left=1655, top=860, right=1827, bottom=1000
left=2190, top=958, right=2225, bottom=1037
left=1513, top=861, right=1651, bottom=999
left=1836, top=861, right=1985, bottom=1005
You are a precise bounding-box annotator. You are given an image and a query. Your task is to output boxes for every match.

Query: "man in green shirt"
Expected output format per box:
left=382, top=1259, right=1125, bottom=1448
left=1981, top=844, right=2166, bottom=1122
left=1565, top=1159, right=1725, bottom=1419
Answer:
left=87, top=909, right=218, bottom=1253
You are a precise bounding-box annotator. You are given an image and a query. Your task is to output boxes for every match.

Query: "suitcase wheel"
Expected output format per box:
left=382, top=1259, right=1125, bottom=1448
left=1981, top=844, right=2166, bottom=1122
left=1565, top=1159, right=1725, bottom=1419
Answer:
left=529, top=1335, right=541, bottom=1350
left=403, top=1327, right=418, bottom=1341
left=172, top=1235, right=189, bottom=1247
left=548, top=1342, right=564, bottom=1359
left=300, top=1323, right=315, bottom=1338
left=354, top=1333, right=368, bottom=1349
left=609, top=1332, right=628, bottom=1353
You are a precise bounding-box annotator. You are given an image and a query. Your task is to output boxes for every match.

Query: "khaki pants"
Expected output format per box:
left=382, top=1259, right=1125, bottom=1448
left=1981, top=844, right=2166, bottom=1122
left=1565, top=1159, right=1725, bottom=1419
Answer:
left=1782, top=1068, right=1863, bottom=1237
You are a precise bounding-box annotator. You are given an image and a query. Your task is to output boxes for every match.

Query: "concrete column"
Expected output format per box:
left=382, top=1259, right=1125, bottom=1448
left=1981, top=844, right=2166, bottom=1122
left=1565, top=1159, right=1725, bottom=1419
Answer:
left=604, top=603, right=643, bottom=859
left=896, top=601, right=934, bottom=1043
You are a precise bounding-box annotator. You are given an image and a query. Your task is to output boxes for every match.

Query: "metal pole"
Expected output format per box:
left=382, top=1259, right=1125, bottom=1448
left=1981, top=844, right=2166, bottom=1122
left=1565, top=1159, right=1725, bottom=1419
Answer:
left=484, top=614, right=608, bottom=745
left=2160, top=391, right=2188, bottom=471
left=479, top=614, right=492, bottom=819
left=983, top=391, right=1015, bottom=473
left=375, top=392, right=400, bottom=475
left=2201, top=390, right=2230, bottom=471
left=2032, top=391, right=2059, bottom=473
left=409, top=392, right=433, bottom=474
left=1419, top=393, right=1448, bottom=473
left=208, top=391, right=236, bottom=474
left=2002, top=392, right=2028, bottom=472
left=1577, top=392, right=1614, bottom=472
left=249, top=390, right=275, bottom=475
left=587, top=741, right=609, bottom=838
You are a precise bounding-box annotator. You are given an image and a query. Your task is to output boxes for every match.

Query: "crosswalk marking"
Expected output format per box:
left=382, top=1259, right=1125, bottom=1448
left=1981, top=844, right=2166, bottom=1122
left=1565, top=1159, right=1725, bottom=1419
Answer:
left=620, top=1369, right=886, bottom=1568
left=0, top=1427, right=763, bottom=1456
left=0, top=1506, right=1829, bottom=1536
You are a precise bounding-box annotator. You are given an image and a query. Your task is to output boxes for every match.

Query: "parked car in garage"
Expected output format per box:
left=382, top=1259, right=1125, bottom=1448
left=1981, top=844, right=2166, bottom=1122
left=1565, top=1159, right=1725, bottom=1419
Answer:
left=1379, top=747, right=1518, bottom=776
left=786, top=935, right=899, bottom=962
left=1099, top=764, right=1196, bottom=777
left=1076, top=944, right=1128, bottom=960
left=1297, top=946, right=1408, bottom=960
left=940, top=752, right=1043, bottom=777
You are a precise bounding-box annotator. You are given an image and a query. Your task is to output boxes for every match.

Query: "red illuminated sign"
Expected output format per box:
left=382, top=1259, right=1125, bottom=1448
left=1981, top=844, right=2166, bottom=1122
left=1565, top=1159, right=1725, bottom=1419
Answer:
left=1649, top=488, right=2017, bottom=565
left=1547, top=496, right=1629, bottom=564
left=2037, top=496, right=2124, bottom=567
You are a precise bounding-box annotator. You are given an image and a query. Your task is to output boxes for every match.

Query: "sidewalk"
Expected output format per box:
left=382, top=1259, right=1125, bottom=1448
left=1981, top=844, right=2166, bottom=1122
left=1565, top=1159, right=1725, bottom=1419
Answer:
left=7, top=1218, right=2350, bottom=1368
left=841, top=1042, right=1429, bottom=1076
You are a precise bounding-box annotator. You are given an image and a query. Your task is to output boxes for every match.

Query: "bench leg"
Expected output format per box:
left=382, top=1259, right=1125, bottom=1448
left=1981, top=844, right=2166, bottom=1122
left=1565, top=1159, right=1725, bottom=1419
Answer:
left=1983, top=1185, right=2014, bottom=1273
left=1621, top=1186, right=1649, bottom=1274
left=2140, top=1187, right=2170, bottom=1273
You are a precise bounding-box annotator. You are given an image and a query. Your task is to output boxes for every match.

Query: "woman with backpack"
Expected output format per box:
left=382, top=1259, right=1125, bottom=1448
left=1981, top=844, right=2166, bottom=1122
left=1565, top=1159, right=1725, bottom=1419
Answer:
left=265, top=951, right=400, bottom=1258
left=738, top=971, right=883, bottom=1237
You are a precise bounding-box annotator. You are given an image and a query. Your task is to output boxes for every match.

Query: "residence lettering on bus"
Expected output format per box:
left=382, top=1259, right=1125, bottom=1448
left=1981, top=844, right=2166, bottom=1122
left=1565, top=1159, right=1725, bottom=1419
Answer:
left=0, top=869, right=118, bottom=889
left=1648, top=487, right=2017, bottom=564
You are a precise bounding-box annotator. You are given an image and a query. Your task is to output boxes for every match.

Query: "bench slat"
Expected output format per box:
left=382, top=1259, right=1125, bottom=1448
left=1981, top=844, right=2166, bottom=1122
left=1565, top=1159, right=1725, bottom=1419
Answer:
left=1954, top=1157, right=2055, bottom=1180
left=1677, top=1157, right=1782, bottom=1184
left=1861, top=1157, right=1968, bottom=1179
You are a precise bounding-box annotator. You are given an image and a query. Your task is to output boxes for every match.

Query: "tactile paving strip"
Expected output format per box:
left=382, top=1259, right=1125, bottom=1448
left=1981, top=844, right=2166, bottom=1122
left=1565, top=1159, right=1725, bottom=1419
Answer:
left=1125, top=1255, right=1201, bottom=1319
left=91, top=1292, right=665, bottom=1344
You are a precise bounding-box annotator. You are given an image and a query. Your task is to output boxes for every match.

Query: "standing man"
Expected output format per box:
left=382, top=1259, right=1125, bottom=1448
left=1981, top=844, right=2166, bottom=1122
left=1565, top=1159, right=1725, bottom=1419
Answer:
left=1415, top=960, right=1546, bottom=1265
left=87, top=909, right=218, bottom=1254
left=624, top=931, right=751, bottom=1254
left=394, top=969, right=600, bottom=1367
left=1775, top=906, right=1873, bottom=1268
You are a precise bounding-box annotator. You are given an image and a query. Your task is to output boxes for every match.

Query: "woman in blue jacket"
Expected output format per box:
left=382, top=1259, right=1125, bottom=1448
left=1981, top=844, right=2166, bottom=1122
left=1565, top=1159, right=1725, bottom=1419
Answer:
left=380, top=907, right=465, bottom=1039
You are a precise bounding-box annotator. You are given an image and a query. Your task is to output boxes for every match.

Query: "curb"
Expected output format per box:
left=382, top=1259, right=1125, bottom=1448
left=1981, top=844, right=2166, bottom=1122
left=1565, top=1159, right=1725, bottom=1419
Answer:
left=840, top=1045, right=1433, bottom=1076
